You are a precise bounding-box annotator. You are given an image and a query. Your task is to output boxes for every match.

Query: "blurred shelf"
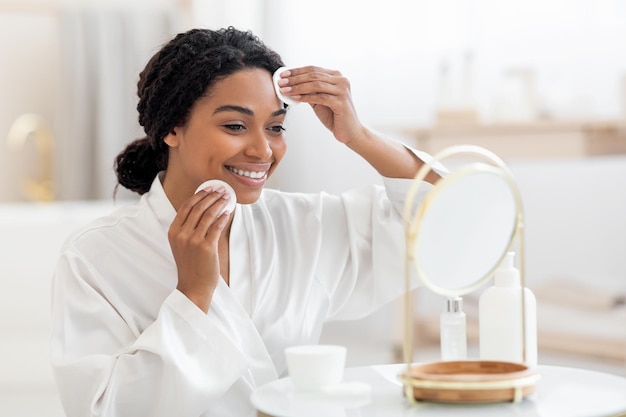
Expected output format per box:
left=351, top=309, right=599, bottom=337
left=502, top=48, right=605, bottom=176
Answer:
left=398, top=119, right=626, bottom=159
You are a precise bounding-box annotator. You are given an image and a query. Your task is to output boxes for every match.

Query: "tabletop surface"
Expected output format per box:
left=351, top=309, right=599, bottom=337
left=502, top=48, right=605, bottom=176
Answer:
left=251, top=363, right=626, bottom=417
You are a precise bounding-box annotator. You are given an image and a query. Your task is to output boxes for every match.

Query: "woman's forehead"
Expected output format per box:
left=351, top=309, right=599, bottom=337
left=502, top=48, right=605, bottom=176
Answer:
left=198, top=68, right=282, bottom=114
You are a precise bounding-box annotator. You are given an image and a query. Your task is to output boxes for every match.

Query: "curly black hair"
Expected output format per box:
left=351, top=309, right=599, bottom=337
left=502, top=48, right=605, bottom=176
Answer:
left=114, top=27, right=285, bottom=195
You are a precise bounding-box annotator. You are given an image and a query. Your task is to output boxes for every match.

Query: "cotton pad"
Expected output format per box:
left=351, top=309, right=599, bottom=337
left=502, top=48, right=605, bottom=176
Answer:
left=194, top=179, right=237, bottom=214
left=273, top=66, right=299, bottom=106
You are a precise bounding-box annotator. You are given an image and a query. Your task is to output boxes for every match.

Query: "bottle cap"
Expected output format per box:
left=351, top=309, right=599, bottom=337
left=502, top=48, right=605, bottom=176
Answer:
left=444, top=296, right=463, bottom=313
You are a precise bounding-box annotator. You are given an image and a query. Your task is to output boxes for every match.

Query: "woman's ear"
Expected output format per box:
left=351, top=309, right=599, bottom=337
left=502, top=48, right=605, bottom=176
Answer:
left=163, top=128, right=180, bottom=148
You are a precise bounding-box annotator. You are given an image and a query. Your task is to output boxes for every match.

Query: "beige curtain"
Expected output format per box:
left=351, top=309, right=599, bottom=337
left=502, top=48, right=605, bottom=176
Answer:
left=56, top=2, right=177, bottom=200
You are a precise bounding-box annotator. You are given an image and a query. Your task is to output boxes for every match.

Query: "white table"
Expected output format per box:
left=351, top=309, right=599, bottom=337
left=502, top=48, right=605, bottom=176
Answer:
left=251, top=364, right=626, bottom=417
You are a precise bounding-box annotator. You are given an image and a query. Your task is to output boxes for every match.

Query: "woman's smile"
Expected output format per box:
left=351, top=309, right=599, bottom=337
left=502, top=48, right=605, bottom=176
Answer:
left=226, top=166, right=267, bottom=179
left=226, top=164, right=270, bottom=187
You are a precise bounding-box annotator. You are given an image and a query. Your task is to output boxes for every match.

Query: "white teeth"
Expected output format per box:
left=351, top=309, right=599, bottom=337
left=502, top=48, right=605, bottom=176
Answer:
left=229, top=167, right=266, bottom=179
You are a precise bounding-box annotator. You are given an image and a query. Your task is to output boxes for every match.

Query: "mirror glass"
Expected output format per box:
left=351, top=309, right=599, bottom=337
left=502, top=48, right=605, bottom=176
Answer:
left=412, top=165, right=518, bottom=296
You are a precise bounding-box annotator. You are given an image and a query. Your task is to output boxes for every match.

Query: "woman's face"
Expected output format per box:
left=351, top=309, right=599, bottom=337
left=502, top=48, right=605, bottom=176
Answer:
left=163, top=68, right=287, bottom=206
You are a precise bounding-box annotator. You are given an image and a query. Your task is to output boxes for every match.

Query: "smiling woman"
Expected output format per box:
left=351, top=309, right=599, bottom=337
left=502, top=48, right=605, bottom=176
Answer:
left=50, top=27, right=441, bottom=417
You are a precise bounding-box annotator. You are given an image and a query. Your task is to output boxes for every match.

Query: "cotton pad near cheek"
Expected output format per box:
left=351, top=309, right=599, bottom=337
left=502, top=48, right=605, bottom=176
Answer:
left=273, top=66, right=299, bottom=106
left=194, top=179, right=237, bottom=214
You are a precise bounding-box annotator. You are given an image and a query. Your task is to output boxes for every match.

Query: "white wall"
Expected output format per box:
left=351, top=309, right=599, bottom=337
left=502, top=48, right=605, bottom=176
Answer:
left=511, top=155, right=626, bottom=287
left=3, top=0, right=626, bottom=200
left=263, top=0, right=626, bottom=126
left=172, top=0, right=626, bottom=196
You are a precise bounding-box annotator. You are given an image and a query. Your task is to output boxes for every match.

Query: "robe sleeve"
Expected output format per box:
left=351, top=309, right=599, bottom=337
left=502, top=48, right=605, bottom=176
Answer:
left=317, top=146, right=442, bottom=322
left=51, top=249, right=249, bottom=417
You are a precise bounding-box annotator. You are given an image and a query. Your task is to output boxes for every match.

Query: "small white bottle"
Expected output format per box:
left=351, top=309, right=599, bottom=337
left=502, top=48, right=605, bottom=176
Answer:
left=479, top=251, right=537, bottom=367
left=440, top=296, right=467, bottom=361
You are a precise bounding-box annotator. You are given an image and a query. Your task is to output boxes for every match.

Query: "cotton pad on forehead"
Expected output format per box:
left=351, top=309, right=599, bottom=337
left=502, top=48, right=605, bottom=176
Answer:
left=273, top=66, right=299, bottom=106
left=194, top=179, right=237, bottom=214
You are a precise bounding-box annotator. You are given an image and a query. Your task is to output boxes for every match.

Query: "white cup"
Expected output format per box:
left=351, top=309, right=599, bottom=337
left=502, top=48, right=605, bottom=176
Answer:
left=285, top=345, right=347, bottom=391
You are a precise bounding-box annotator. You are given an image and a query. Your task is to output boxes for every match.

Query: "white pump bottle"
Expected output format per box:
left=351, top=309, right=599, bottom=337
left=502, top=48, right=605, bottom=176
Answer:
left=478, top=251, right=537, bottom=367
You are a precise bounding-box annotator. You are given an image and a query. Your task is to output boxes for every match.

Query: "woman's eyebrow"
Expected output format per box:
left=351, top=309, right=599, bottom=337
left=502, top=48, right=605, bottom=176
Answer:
left=214, top=105, right=254, bottom=116
left=213, top=105, right=287, bottom=117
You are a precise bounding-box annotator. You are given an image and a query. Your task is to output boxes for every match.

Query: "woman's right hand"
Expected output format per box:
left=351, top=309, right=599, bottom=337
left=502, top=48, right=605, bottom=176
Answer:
left=168, top=188, right=231, bottom=313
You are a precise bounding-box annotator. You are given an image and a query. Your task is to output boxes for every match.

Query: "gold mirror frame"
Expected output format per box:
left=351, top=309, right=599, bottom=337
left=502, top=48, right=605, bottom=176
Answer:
left=407, top=162, right=520, bottom=297
left=401, top=145, right=534, bottom=403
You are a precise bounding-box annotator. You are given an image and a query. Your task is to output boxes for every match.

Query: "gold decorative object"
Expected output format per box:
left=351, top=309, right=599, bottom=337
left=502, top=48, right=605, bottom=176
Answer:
left=6, top=113, right=55, bottom=202
left=400, top=144, right=539, bottom=404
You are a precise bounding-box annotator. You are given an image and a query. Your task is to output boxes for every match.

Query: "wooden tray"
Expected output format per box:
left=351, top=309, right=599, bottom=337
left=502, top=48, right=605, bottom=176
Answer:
left=398, top=360, right=540, bottom=404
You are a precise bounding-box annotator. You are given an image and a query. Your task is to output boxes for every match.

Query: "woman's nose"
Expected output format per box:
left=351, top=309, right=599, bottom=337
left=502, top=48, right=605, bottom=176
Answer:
left=245, top=130, right=272, bottom=159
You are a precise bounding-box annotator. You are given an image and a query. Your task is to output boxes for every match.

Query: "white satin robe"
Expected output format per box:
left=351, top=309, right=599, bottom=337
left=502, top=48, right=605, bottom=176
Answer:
left=51, top=168, right=434, bottom=417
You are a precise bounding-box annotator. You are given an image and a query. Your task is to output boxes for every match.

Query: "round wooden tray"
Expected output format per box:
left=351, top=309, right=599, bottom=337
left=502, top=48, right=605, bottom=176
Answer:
left=398, top=360, right=540, bottom=404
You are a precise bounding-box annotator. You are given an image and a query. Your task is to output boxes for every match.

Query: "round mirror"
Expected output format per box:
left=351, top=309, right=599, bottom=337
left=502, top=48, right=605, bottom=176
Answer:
left=404, top=146, right=522, bottom=298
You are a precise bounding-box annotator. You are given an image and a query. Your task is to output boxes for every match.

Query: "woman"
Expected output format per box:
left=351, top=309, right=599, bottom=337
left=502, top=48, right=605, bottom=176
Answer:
left=51, top=27, right=440, bottom=417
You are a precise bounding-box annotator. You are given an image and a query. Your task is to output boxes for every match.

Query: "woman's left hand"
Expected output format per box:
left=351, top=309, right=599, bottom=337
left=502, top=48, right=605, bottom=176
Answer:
left=276, top=66, right=365, bottom=144
left=276, top=65, right=438, bottom=182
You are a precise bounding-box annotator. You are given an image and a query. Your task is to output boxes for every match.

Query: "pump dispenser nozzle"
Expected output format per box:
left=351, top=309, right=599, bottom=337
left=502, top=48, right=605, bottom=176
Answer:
left=494, top=251, right=520, bottom=287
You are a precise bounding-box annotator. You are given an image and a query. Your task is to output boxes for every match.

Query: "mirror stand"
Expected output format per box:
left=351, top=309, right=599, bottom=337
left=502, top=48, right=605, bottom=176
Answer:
left=399, top=145, right=539, bottom=404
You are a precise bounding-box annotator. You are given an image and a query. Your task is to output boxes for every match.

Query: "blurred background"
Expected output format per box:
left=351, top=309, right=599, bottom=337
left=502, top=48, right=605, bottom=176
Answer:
left=1, top=0, right=625, bottom=416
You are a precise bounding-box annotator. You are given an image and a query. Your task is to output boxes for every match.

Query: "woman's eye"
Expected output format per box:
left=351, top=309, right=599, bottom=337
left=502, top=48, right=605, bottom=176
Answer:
left=224, top=124, right=245, bottom=131
left=269, top=125, right=286, bottom=133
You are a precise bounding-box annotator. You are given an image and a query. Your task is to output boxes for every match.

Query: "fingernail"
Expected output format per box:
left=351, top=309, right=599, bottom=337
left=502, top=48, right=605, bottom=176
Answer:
left=280, top=86, right=292, bottom=93
left=277, top=78, right=289, bottom=86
